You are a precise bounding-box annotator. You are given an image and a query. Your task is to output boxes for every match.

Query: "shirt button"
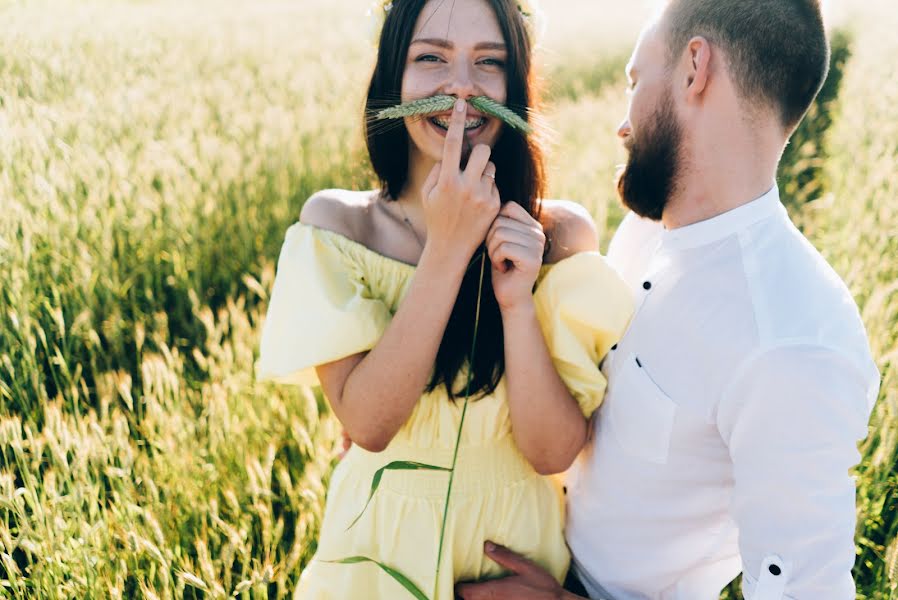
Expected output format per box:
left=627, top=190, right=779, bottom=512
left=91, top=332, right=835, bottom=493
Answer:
left=643, top=281, right=652, bottom=290
left=769, top=564, right=782, bottom=576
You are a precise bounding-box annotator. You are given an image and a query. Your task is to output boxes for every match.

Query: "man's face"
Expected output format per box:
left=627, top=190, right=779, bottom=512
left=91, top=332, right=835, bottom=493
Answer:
left=616, top=23, right=684, bottom=222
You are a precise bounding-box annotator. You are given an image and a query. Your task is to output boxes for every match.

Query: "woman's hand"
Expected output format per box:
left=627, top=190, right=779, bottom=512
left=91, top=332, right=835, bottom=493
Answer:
left=421, top=98, right=501, bottom=263
left=487, top=201, right=546, bottom=312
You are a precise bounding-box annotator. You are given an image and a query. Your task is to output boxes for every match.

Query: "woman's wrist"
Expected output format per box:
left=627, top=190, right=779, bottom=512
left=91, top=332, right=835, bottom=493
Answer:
left=499, top=296, right=537, bottom=322
left=418, top=242, right=473, bottom=282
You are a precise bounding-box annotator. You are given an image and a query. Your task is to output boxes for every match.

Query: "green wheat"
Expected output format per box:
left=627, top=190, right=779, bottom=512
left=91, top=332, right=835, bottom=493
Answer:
left=377, top=95, right=533, bottom=135
left=469, top=96, right=532, bottom=133
left=377, top=95, right=457, bottom=120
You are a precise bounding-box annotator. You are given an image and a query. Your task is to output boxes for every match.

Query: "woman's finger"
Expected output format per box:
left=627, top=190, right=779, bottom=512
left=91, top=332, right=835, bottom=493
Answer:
left=499, top=200, right=536, bottom=223
left=490, top=215, right=545, bottom=241
left=486, top=217, right=540, bottom=250
left=489, top=241, right=539, bottom=274
left=465, top=146, right=492, bottom=186
left=478, top=160, right=497, bottom=189
left=488, top=225, right=544, bottom=251
left=440, top=98, right=468, bottom=179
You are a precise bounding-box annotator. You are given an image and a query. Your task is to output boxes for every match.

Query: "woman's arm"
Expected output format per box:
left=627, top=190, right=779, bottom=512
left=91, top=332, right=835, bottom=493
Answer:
left=487, top=201, right=599, bottom=474
left=315, top=248, right=468, bottom=453
left=313, top=100, right=500, bottom=452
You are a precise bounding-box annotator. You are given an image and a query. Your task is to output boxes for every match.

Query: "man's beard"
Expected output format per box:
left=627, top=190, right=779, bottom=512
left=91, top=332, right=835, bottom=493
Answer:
left=616, top=91, right=683, bottom=222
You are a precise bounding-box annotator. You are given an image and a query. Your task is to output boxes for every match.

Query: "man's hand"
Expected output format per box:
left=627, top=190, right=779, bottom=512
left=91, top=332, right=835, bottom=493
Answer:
left=455, top=542, right=578, bottom=600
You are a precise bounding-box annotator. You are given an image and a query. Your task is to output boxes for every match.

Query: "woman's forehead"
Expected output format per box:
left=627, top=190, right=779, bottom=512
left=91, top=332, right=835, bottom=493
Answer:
left=414, top=0, right=505, bottom=45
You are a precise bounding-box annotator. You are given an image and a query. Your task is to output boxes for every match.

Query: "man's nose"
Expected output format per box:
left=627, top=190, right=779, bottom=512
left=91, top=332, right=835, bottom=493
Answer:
left=617, top=119, right=632, bottom=140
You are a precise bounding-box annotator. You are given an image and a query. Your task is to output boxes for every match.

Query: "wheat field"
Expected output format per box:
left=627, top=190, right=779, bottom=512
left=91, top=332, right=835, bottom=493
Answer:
left=0, top=0, right=895, bottom=598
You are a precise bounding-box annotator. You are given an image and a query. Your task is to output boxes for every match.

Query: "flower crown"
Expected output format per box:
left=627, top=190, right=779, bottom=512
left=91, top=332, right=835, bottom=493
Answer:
left=367, top=0, right=545, bottom=45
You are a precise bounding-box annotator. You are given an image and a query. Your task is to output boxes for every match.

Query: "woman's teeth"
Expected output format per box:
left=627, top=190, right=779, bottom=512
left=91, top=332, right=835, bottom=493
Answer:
left=430, top=116, right=486, bottom=131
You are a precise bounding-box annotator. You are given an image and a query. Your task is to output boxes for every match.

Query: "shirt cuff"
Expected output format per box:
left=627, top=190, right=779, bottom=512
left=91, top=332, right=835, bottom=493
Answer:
left=742, top=555, right=797, bottom=600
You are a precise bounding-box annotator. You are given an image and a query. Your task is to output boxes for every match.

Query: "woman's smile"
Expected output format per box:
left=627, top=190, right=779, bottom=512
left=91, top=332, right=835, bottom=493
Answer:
left=426, top=112, right=490, bottom=138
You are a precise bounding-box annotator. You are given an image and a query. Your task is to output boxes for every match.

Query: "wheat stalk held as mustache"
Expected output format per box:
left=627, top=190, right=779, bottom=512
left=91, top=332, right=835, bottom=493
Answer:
left=377, top=95, right=457, bottom=119
left=377, top=95, right=533, bottom=135
left=469, top=96, right=532, bottom=134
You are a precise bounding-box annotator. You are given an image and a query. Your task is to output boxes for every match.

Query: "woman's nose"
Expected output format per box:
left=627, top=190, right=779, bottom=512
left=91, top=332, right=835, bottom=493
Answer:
left=443, top=60, right=477, bottom=99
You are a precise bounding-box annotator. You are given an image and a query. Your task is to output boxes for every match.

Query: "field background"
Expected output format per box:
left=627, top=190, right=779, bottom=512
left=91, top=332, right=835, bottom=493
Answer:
left=0, top=0, right=895, bottom=598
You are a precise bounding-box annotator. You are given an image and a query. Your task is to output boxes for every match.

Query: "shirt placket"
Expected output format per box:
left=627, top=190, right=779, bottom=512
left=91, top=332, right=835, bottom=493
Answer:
left=606, top=243, right=671, bottom=375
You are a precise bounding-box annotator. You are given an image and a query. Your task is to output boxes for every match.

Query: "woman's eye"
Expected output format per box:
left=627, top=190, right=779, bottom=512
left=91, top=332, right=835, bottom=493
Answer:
left=479, top=58, right=506, bottom=68
left=416, top=54, right=443, bottom=63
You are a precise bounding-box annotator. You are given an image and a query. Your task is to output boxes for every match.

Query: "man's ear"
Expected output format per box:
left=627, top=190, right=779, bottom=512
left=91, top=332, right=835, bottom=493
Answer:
left=685, top=36, right=712, bottom=100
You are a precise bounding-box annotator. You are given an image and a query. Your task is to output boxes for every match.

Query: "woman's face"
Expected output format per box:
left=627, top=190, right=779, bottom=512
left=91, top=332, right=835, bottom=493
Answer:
left=401, top=0, right=509, bottom=163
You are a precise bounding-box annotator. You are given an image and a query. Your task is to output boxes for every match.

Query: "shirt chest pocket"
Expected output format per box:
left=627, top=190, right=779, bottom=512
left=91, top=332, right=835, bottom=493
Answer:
left=607, top=353, right=677, bottom=465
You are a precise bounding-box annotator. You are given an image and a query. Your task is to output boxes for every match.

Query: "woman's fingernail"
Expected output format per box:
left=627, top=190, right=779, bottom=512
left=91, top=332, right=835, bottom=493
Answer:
left=484, top=542, right=495, bottom=552
left=455, top=99, right=466, bottom=113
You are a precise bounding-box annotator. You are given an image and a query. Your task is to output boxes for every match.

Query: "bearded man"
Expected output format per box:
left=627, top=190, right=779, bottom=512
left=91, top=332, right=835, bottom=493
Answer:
left=457, top=1, right=880, bottom=598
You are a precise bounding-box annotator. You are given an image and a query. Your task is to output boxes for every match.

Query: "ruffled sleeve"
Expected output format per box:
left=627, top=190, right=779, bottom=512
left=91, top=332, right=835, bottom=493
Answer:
left=533, top=252, right=634, bottom=417
left=256, top=224, right=392, bottom=386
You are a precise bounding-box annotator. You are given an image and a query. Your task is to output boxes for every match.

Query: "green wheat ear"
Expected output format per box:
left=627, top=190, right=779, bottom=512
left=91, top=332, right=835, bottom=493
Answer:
left=377, top=95, right=456, bottom=120
left=469, top=96, right=532, bottom=134
left=377, top=95, right=532, bottom=135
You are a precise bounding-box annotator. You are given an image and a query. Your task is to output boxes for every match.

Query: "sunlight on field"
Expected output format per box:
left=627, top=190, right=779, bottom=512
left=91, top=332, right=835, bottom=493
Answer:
left=0, top=0, right=894, bottom=598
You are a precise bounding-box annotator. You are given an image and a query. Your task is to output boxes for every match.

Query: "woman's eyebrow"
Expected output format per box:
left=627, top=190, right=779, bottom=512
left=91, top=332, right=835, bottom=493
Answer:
left=410, top=38, right=506, bottom=51
left=410, top=37, right=453, bottom=48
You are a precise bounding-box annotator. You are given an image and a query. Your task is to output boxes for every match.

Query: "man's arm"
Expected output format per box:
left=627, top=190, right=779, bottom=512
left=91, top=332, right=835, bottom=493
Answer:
left=717, top=344, right=875, bottom=599
left=455, top=543, right=587, bottom=600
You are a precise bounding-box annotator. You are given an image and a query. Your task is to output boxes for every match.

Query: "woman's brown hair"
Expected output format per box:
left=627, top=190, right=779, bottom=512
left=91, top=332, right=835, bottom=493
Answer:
left=365, top=0, right=547, bottom=399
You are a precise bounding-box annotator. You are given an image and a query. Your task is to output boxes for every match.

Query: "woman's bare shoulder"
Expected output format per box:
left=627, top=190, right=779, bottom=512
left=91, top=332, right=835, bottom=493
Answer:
left=299, top=189, right=382, bottom=243
left=540, top=199, right=600, bottom=263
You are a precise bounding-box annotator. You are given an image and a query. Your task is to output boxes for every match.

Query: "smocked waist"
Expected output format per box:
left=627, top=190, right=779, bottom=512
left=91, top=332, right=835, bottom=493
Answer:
left=341, top=438, right=541, bottom=499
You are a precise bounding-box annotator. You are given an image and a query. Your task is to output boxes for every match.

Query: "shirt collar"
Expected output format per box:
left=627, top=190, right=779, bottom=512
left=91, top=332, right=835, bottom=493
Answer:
left=659, top=185, right=786, bottom=252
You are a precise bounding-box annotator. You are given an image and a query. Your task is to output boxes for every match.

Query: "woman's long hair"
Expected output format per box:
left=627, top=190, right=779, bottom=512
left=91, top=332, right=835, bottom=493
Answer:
left=365, top=0, right=547, bottom=399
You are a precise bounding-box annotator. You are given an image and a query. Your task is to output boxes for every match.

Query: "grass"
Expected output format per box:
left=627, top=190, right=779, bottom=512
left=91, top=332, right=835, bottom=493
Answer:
left=0, top=0, right=894, bottom=598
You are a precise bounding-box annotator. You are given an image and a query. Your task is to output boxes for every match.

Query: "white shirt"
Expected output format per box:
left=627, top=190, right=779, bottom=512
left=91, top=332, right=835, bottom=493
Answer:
left=566, top=186, right=880, bottom=600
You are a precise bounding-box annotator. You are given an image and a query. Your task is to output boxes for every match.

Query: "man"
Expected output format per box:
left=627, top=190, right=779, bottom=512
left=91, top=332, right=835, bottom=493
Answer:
left=456, top=0, right=880, bottom=598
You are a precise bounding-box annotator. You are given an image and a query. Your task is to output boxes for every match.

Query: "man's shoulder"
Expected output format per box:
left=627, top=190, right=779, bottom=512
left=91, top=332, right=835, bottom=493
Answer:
left=740, top=216, right=874, bottom=374
left=747, top=217, right=859, bottom=321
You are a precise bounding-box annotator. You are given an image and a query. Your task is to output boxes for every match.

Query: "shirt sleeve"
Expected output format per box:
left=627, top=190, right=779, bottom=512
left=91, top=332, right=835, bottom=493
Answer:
left=716, top=344, right=876, bottom=599
left=533, top=252, right=634, bottom=418
left=255, top=224, right=392, bottom=386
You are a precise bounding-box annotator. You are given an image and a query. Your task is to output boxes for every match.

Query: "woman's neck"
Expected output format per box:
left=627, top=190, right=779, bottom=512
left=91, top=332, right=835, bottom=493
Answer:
left=396, top=147, right=437, bottom=212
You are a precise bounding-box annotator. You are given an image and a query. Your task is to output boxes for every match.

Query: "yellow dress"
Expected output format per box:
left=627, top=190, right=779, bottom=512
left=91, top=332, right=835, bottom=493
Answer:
left=257, top=223, right=633, bottom=600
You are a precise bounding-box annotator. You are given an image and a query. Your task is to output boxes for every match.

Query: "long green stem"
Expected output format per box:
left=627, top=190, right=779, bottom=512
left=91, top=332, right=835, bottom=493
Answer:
left=432, top=251, right=487, bottom=599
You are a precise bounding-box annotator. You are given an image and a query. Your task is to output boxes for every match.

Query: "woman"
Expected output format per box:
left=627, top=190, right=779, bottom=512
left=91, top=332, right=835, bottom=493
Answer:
left=257, top=0, right=633, bottom=597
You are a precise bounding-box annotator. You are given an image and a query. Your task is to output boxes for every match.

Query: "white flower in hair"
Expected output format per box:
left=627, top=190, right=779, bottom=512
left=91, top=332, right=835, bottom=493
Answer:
left=517, top=0, right=546, bottom=43
left=367, top=0, right=393, bottom=45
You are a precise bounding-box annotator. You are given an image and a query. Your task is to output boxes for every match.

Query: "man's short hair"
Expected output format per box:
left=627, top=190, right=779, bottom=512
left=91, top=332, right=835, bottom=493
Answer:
left=663, top=0, right=829, bottom=131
